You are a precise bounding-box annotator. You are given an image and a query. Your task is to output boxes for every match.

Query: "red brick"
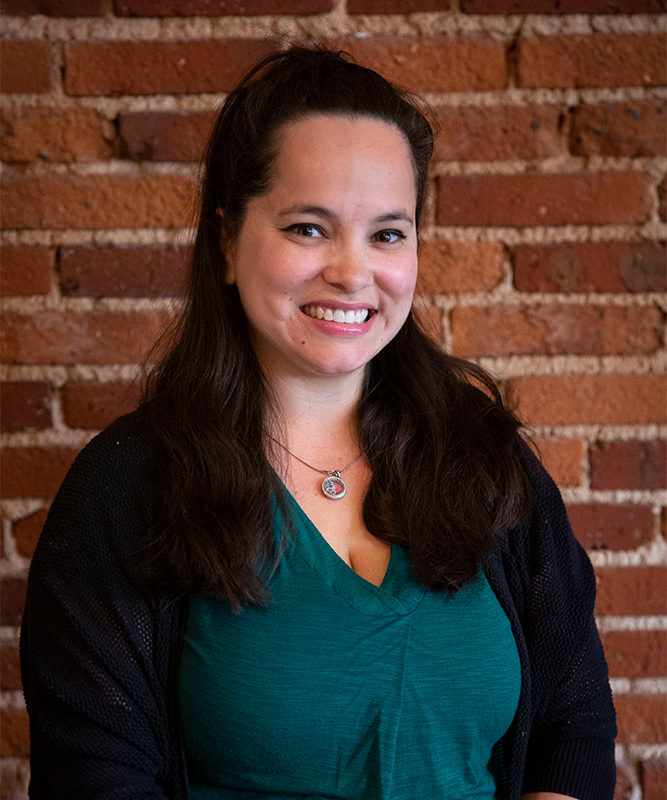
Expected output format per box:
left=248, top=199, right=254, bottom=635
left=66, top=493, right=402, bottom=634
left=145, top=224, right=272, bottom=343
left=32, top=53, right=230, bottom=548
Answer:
left=601, top=631, right=666, bottom=678
left=338, top=37, right=507, bottom=93
left=437, top=173, right=650, bottom=227
left=462, top=0, right=664, bottom=11
left=1, top=448, right=79, bottom=499
left=414, top=306, right=442, bottom=342
left=532, top=438, right=583, bottom=487
left=62, top=381, right=143, bottom=429
left=0, top=578, right=27, bottom=626
left=0, top=245, right=53, bottom=295
left=1, top=310, right=172, bottom=365
left=507, top=375, right=667, bottom=426
left=0, top=709, right=30, bottom=758
left=595, top=566, right=667, bottom=615
left=614, top=764, right=634, bottom=800
left=115, top=0, right=331, bottom=13
left=590, top=441, right=666, bottom=491
left=1, top=107, right=113, bottom=163
left=615, top=694, right=667, bottom=744
left=65, top=40, right=277, bottom=96
left=348, top=0, right=445, bottom=11
left=659, top=179, right=667, bottom=223
left=60, top=245, right=188, bottom=297
left=518, top=34, right=666, bottom=90
left=416, top=241, right=503, bottom=295
left=13, top=506, right=49, bottom=559
left=0, top=173, right=195, bottom=230
left=567, top=504, right=654, bottom=551
left=119, top=110, right=213, bottom=162
left=1, top=381, right=52, bottom=433
left=571, top=101, right=667, bottom=159
left=3, top=0, right=105, bottom=13
left=513, top=241, right=666, bottom=294
left=451, top=304, right=662, bottom=357
left=643, top=760, right=667, bottom=800
left=0, top=643, right=21, bottom=690
left=0, top=40, right=51, bottom=94
left=434, top=104, right=565, bottom=162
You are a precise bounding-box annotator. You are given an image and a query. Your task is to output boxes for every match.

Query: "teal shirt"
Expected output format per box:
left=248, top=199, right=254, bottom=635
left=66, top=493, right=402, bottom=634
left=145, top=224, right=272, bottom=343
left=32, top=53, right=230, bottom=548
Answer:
left=180, top=490, right=521, bottom=799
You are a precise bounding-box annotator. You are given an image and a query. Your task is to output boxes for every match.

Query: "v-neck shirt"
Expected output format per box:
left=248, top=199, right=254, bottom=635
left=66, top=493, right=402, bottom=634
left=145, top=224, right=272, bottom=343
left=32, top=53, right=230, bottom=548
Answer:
left=180, top=487, right=521, bottom=799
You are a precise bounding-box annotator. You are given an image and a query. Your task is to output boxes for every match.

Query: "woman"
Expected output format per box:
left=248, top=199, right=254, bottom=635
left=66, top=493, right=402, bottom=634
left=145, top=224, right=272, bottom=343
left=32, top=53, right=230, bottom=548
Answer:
left=21, top=47, right=616, bottom=799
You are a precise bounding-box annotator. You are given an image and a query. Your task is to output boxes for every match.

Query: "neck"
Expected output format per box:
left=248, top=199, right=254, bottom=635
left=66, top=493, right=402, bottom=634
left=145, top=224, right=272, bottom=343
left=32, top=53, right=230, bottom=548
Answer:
left=264, top=370, right=365, bottom=456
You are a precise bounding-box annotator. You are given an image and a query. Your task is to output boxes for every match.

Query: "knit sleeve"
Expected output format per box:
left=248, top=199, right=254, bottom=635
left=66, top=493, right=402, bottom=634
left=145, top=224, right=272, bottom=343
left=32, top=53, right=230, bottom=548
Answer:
left=517, top=444, right=617, bottom=800
left=20, top=415, right=185, bottom=799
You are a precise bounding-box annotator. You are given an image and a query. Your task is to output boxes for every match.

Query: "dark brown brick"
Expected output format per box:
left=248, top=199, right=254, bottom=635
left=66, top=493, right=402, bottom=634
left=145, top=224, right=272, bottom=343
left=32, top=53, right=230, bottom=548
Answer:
left=462, top=0, right=665, bottom=11
left=1, top=448, right=79, bottom=499
left=3, top=0, right=105, bottom=13
left=0, top=40, right=51, bottom=94
left=451, top=304, right=662, bottom=357
left=0, top=709, right=30, bottom=757
left=571, top=101, right=667, bottom=158
left=60, top=245, right=188, bottom=297
left=615, top=694, right=667, bottom=744
left=513, top=241, right=666, bottom=294
left=119, top=110, right=213, bottom=162
left=114, top=0, right=331, bottom=13
left=518, top=34, right=666, bottom=89
left=61, top=381, right=143, bottom=429
left=595, top=566, right=667, bottom=615
left=602, top=631, right=666, bottom=678
left=338, top=36, right=508, bottom=93
left=508, top=375, right=667, bottom=426
left=434, top=104, right=565, bottom=162
left=590, top=441, right=666, bottom=491
left=1, top=107, right=113, bottom=163
left=567, top=504, right=654, bottom=551
left=0, top=642, right=21, bottom=690
left=642, top=760, right=667, bottom=800
left=1, top=173, right=195, bottom=230
left=13, top=506, right=49, bottom=559
left=1, top=310, right=172, bottom=365
left=65, top=39, right=278, bottom=96
left=1, top=381, right=52, bottom=433
left=416, top=241, right=503, bottom=295
left=348, top=0, right=445, bottom=11
left=659, top=178, right=667, bottom=223
left=0, top=578, right=27, bottom=626
left=0, top=245, right=53, bottom=296
left=437, top=173, right=651, bottom=227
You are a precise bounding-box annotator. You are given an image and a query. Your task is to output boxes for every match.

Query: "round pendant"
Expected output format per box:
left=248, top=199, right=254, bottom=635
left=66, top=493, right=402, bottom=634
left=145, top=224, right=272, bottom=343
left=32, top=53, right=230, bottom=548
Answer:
left=321, top=472, right=347, bottom=500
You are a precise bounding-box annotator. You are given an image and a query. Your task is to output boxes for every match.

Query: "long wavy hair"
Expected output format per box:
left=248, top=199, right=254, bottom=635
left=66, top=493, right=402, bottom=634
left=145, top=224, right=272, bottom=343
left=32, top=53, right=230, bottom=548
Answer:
left=142, top=47, right=532, bottom=610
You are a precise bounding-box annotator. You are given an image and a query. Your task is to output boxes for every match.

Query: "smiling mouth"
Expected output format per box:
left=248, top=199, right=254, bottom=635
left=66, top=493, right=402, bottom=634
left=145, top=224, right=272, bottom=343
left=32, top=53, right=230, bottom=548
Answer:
left=302, top=305, right=371, bottom=324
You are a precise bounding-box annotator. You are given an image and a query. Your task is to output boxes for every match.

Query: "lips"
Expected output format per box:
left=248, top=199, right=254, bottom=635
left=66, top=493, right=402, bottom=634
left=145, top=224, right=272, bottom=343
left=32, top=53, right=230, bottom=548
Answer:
left=302, top=305, right=371, bottom=324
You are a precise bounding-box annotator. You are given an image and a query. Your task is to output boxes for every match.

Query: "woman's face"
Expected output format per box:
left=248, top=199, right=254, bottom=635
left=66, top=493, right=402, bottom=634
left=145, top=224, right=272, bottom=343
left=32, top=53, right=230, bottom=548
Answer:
left=225, top=114, right=418, bottom=386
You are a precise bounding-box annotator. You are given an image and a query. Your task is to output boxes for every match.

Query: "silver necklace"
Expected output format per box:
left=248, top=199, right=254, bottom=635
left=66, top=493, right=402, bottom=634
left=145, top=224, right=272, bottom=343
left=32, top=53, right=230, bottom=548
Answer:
left=270, top=436, right=363, bottom=500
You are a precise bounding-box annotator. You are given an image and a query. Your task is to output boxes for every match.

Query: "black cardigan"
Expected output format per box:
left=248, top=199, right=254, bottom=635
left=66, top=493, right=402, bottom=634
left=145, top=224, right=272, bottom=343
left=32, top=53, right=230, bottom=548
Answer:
left=20, top=412, right=617, bottom=799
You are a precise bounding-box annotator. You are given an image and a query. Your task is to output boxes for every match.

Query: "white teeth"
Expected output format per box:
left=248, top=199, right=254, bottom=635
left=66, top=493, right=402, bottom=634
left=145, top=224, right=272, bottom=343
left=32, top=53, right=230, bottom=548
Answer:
left=303, top=306, right=370, bottom=324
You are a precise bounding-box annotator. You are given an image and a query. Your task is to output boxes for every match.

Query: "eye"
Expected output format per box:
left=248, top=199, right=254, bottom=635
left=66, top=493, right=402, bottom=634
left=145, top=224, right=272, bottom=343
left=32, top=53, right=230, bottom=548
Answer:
left=283, top=223, right=324, bottom=238
left=373, top=229, right=407, bottom=245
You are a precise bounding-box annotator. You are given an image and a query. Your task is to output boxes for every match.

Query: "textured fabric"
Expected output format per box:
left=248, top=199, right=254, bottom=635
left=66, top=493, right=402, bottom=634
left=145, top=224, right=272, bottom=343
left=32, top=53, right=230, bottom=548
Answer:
left=20, top=410, right=617, bottom=800
left=180, top=488, right=521, bottom=798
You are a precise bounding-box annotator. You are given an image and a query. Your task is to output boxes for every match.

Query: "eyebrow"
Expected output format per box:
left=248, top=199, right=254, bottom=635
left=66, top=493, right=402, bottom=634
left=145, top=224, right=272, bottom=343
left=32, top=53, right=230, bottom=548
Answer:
left=276, top=204, right=414, bottom=226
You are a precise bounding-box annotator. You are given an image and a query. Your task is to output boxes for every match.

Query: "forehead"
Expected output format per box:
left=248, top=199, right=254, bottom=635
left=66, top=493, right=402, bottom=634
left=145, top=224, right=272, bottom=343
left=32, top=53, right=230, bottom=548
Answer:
left=266, top=114, right=417, bottom=205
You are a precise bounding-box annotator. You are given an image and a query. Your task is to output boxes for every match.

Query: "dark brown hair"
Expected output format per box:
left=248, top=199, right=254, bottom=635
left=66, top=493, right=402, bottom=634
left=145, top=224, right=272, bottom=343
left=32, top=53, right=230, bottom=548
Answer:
left=142, top=47, right=531, bottom=609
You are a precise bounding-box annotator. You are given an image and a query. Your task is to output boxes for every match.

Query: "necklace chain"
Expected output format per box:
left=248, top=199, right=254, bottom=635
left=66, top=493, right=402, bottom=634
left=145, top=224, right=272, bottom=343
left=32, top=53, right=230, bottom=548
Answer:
left=269, top=436, right=363, bottom=500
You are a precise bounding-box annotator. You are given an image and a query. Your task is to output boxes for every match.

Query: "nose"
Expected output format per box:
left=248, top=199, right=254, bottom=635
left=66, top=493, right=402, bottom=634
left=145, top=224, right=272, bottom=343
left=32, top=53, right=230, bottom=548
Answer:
left=321, top=240, right=373, bottom=295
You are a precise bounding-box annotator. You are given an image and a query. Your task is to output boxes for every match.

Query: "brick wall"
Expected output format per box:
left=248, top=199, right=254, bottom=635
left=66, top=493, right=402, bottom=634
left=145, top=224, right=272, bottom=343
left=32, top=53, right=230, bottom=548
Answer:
left=1, top=0, right=665, bottom=796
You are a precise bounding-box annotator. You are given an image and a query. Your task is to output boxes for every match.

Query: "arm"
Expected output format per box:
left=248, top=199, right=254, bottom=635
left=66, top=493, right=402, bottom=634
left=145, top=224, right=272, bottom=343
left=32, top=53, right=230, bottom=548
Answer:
left=516, top=444, right=617, bottom=800
left=20, top=417, right=184, bottom=799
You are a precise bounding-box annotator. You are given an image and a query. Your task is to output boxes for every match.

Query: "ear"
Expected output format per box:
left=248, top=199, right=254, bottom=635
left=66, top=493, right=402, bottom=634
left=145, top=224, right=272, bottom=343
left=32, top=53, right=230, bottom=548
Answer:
left=216, top=208, right=236, bottom=285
